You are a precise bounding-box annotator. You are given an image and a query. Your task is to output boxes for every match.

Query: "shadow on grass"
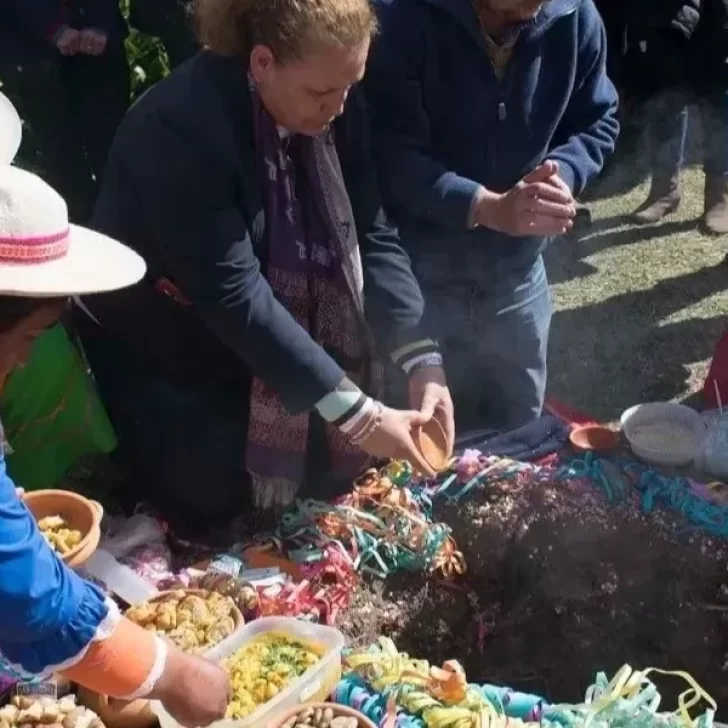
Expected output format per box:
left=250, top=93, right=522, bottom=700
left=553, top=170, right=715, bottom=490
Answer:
left=548, top=261, right=728, bottom=420
left=547, top=218, right=702, bottom=285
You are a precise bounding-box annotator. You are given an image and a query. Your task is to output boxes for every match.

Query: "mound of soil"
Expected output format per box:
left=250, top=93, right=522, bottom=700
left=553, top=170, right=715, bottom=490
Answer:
left=338, top=474, right=728, bottom=711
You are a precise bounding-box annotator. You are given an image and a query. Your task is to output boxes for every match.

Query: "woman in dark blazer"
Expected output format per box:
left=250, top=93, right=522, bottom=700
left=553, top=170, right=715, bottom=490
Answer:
left=78, top=0, right=454, bottom=534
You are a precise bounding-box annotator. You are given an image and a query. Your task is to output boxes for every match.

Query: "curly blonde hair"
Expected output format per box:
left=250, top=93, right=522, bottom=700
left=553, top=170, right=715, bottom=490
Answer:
left=195, top=0, right=377, bottom=62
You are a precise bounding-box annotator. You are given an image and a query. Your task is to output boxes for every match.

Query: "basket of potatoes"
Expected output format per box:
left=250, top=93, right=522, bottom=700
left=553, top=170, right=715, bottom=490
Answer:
left=270, top=704, right=376, bottom=728
left=124, top=589, right=243, bottom=653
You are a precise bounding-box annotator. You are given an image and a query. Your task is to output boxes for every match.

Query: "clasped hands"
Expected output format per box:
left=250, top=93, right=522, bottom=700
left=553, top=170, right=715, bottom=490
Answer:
left=56, top=27, right=108, bottom=56
left=472, top=160, right=576, bottom=237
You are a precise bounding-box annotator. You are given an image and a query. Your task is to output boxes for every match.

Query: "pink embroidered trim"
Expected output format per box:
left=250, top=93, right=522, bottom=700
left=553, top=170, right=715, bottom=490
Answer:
left=0, top=228, right=70, bottom=263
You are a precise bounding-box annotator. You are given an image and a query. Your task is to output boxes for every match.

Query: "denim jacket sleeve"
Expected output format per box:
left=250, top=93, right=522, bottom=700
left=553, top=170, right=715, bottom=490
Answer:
left=0, top=444, right=109, bottom=675
left=364, top=0, right=482, bottom=231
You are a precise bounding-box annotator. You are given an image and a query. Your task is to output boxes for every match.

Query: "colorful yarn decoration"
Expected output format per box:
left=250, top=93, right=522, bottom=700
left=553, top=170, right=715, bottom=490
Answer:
left=256, top=542, right=357, bottom=624
left=478, top=686, right=546, bottom=723
left=424, top=451, right=558, bottom=504
left=565, top=454, right=728, bottom=537
left=542, top=665, right=715, bottom=728
left=342, top=640, right=716, bottom=728
left=275, top=464, right=465, bottom=578
left=342, top=638, right=539, bottom=728
left=333, top=676, right=425, bottom=728
left=272, top=453, right=560, bottom=584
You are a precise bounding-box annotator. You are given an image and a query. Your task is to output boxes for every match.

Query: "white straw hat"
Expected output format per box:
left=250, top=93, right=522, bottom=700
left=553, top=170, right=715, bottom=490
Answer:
left=0, top=91, right=22, bottom=165
left=0, top=166, right=146, bottom=297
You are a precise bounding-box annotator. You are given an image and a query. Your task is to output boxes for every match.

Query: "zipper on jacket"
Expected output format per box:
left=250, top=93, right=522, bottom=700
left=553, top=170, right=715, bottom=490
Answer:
left=497, top=101, right=507, bottom=121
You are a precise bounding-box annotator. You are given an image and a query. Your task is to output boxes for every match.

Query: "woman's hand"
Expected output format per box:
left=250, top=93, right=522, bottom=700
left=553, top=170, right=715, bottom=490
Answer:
left=408, top=366, right=455, bottom=458
left=357, top=406, right=437, bottom=478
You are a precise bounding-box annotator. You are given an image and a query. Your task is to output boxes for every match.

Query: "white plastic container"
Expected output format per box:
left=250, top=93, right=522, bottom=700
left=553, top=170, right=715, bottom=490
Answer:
left=621, top=402, right=706, bottom=467
left=151, top=618, right=345, bottom=728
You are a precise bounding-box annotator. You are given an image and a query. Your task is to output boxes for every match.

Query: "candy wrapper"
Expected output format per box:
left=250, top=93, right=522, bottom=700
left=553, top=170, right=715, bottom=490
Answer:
left=120, top=543, right=176, bottom=588
left=0, top=655, right=39, bottom=698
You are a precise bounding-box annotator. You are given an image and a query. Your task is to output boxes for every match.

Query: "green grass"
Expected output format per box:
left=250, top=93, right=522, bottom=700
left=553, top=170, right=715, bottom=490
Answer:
left=547, top=155, right=728, bottom=421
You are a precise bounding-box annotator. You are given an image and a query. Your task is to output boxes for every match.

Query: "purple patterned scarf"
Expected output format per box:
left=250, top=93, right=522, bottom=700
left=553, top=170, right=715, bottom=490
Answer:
left=246, top=87, right=381, bottom=508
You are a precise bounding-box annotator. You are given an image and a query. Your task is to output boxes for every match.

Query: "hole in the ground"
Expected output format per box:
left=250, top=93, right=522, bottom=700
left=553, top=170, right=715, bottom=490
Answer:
left=337, top=477, right=728, bottom=713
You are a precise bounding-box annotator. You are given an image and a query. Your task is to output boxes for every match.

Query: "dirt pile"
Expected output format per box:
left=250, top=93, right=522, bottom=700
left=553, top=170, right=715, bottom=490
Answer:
left=338, top=475, right=728, bottom=710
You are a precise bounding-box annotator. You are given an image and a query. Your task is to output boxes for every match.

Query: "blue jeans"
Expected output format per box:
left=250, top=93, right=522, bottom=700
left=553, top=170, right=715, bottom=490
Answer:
left=651, top=88, right=728, bottom=178
left=418, top=256, right=552, bottom=432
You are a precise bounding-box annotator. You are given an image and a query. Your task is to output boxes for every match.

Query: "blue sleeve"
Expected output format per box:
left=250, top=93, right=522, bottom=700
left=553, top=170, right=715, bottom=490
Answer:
left=0, top=447, right=108, bottom=675
left=5, top=0, right=63, bottom=42
left=545, top=0, right=620, bottom=195
left=364, top=0, right=481, bottom=230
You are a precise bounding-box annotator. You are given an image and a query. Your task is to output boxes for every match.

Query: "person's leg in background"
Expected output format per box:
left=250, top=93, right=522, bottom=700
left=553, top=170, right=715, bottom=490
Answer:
left=68, top=42, right=130, bottom=201
left=700, top=86, right=728, bottom=235
left=418, top=256, right=552, bottom=434
left=417, top=280, right=481, bottom=431
left=469, top=257, right=553, bottom=432
left=630, top=90, right=688, bottom=224
left=0, top=55, right=96, bottom=222
left=412, top=248, right=490, bottom=432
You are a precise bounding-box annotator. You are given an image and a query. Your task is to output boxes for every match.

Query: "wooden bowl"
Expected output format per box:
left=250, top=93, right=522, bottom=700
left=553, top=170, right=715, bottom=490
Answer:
left=125, top=589, right=244, bottom=652
left=24, top=489, right=103, bottom=569
left=415, top=416, right=451, bottom=472
left=76, top=689, right=156, bottom=728
left=569, top=424, right=620, bottom=453
left=270, top=703, right=377, bottom=728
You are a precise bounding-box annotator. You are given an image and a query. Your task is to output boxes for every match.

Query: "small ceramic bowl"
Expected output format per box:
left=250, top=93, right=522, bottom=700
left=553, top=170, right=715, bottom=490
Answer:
left=24, top=489, right=103, bottom=568
left=270, top=703, right=377, bottom=728
left=415, top=416, right=451, bottom=472
left=569, top=424, right=620, bottom=453
left=621, top=402, right=705, bottom=467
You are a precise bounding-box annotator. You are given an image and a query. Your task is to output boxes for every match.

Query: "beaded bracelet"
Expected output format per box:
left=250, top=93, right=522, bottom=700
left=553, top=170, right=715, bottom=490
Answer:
left=350, top=401, right=384, bottom=446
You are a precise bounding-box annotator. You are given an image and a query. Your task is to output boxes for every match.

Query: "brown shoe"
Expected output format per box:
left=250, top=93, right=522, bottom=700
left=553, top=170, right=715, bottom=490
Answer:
left=630, top=175, right=681, bottom=225
left=703, top=175, right=728, bottom=236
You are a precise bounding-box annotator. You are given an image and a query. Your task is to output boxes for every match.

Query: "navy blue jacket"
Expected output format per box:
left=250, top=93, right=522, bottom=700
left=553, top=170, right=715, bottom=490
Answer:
left=85, top=52, right=429, bottom=415
left=364, top=0, right=619, bottom=281
left=0, top=0, right=126, bottom=59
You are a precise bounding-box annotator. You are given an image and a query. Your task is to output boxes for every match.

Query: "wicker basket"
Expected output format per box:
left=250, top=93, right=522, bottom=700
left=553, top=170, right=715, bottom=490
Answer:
left=125, top=589, right=245, bottom=652
left=269, top=703, right=377, bottom=728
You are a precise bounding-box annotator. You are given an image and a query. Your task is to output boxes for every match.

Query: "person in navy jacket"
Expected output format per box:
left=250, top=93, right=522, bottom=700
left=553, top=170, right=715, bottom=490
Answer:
left=76, top=0, right=454, bottom=535
left=0, top=0, right=129, bottom=223
left=364, top=0, right=619, bottom=432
